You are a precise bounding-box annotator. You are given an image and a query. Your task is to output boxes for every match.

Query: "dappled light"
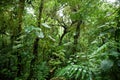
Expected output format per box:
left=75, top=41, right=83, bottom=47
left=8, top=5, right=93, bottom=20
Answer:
left=0, top=0, right=120, bottom=80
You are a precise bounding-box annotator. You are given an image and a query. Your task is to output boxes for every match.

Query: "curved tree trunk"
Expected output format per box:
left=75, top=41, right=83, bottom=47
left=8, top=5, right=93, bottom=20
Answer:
left=59, top=27, right=67, bottom=45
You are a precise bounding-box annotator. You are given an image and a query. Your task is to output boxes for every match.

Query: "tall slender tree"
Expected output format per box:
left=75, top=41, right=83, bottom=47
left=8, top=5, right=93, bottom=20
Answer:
left=115, top=7, right=120, bottom=53
left=15, top=0, right=25, bottom=78
left=73, top=20, right=82, bottom=54
left=27, top=0, right=44, bottom=79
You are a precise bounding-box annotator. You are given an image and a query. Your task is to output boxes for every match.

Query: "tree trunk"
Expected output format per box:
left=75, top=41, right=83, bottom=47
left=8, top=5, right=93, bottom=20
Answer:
left=72, top=20, right=82, bottom=54
left=115, top=7, right=120, bottom=53
left=27, top=0, right=44, bottom=79
left=59, top=27, right=67, bottom=45
left=15, top=0, right=25, bottom=78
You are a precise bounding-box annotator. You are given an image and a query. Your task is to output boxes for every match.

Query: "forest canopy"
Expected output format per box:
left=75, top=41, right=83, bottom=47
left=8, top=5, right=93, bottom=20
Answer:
left=0, top=0, right=120, bottom=80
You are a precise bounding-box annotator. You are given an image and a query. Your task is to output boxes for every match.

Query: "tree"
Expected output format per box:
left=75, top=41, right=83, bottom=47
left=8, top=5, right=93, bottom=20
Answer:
left=27, top=0, right=45, bottom=79
left=0, top=0, right=120, bottom=80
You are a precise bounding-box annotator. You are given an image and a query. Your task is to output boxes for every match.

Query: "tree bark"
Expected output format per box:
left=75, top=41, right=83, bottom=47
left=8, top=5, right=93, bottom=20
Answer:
left=27, top=0, right=44, bottom=79
left=72, top=20, right=82, bottom=54
left=59, top=27, right=68, bottom=45
left=115, top=7, right=120, bottom=53
left=16, top=0, right=25, bottom=78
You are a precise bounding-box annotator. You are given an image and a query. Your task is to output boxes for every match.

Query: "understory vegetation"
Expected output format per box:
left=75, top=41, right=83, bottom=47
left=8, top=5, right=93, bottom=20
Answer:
left=0, top=0, right=120, bottom=80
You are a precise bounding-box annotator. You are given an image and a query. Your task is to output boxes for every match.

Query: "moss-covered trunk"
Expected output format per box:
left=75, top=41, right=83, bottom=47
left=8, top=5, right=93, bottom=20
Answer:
left=16, top=0, right=25, bottom=78
left=72, top=20, right=82, bottom=54
left=115, top=7, right=120, bottom=53
left=27, top=0, right=44, bottom=79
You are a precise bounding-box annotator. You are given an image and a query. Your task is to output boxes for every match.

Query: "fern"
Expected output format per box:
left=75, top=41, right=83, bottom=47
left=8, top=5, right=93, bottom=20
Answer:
left=56, top=65, right=94, bottom=80
left=90, top=41, right=117, bottom=59
left=37, top=62, right=50, bottom=80
left=91, top=42, right=109, bottom=56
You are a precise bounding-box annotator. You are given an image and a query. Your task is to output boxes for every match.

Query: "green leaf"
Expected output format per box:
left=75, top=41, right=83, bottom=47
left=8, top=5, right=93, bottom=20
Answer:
left=75, top=68, right=83, bottom=79
left=81, top=69, right=87, bottom=79
left=109, top=51, right=119, bottom=57
left=101, top=59, right=113, bottom=71
left=36, top=31, right=44, bottom=38
left=48, top=35, right=56, bottom=41
left=24, top=26, right=41, bottom=33
left=42, top=23, right=51, bottom=28
left=13, top=44, right=23, bottom=49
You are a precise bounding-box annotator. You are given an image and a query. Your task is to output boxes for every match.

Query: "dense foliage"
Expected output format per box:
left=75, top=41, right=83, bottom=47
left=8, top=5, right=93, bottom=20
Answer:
left=0, top=0, right=120, bottom=80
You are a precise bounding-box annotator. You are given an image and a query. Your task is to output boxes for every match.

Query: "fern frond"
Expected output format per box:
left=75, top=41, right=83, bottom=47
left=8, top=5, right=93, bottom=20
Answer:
left=56, top=65, right=94, bottom=80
